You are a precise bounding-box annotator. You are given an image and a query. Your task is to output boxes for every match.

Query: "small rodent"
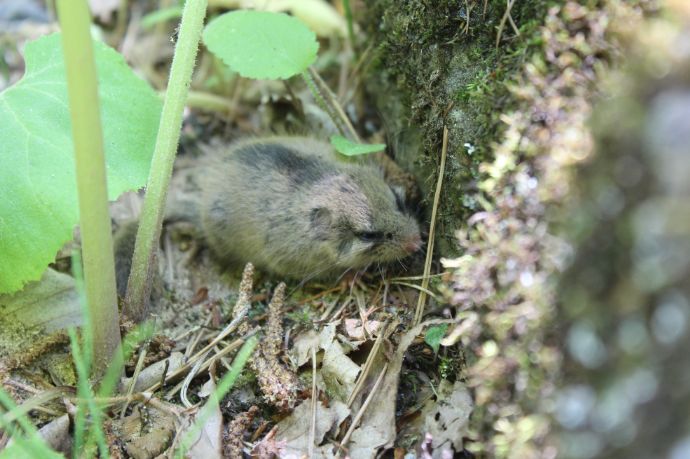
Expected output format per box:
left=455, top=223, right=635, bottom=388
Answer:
left=200, top=136, right=422, bottom=280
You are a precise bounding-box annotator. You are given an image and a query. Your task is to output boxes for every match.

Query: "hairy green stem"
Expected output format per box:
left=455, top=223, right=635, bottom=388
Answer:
left=125, top=0, right=208, bottom=320
left=56, top=0, right=121, bottom=380
left=308, top=67, right=360, bottom=142
left=301, top=69, right=348, bottom=138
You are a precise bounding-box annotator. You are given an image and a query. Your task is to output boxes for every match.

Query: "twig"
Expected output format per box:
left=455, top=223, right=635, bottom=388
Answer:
left=338, top=363, right=388, bottom=453
left=120, top=345, right=148, bottom=419
left=162, top=332, right=256, bottom=398
left=0, top=387, right=74, bottom=425
left=496, top=0, right=517, bottom=48
left=346, top=322, right=389, bottom=407
left=180, top=351, right=208, bottom=408
left=390, top=281, right=442, bottom=302
left=413, top=127, right=449, bottom=325
left=464, top=0, right=474, bottom=34
left=309, top=347, right=318, bottom=458
left=508, top=9, right=521, bottom=37
left=389, top=273, right=445, bottom=282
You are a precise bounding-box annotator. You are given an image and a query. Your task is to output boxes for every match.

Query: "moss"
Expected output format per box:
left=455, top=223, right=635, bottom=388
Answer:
left=362, top=0, right=554, bottom=255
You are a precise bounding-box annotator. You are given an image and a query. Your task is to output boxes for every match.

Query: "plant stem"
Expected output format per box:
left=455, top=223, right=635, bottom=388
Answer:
left=301, top=69, right=348, bottom=139
left=308, top=67, right=360, bottom=142
left=56, top=0, right=121, bottom=380
left=414, top=126, right=449, bottom=325
left=342, top=0, right=356, bottom=53
left=124, top=0, right=208, bottom=321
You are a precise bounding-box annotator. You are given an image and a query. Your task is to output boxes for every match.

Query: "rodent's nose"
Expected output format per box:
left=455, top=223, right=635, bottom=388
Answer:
left=403, top=234, right=423, bottom=253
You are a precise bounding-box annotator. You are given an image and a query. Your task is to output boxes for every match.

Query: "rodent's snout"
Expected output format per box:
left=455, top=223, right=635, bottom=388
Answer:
left=403, top=233, right=423, bottom=254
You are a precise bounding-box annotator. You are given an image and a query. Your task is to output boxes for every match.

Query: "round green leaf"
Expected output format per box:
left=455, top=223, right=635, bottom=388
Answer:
left=425, top=324, right=449, bottom=354
left=0, top=33, right=162, bottom=293
left=330, top=135, right=387, bottom=156
left=203, top=10, right=319, bottom=80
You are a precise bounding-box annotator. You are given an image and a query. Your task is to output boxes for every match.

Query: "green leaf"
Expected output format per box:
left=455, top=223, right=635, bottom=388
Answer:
left=0, top=33, right=162, bottom=293
left=425, top=324, right=449, bottom=354
left=330, top=135, right=386, bottom=156
left=203, top=10, right=318, bottom=80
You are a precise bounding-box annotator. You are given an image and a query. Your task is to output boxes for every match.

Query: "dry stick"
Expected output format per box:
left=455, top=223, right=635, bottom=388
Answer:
left=464, top=0, right=473, bottom=34
left=413, top=127, right=449, bottom=326
left=0, top=387, right=74, bottom=425
left=185, top=316, right=213, bottom=359
left=346, top=322, right=389, bottom=408
left=390, top=273, right=445, bottom=282
left=120, top=347, right=148, bottom=419
left=495, top=0, right=517, bottom=48
left=165, top=341, right=239, bottom=400
left=483, top=0, right=489, bottom=18
left=391, top=281, right=441, bottom=301
left=328, top=297, right=352, bottom=322
left=143, top=332, right=253, bottom=394
left=309, top=346, right=318, bottom=458
left=186, top=311, right=249, bottom=365
left=83, top=391, right=180, bottom=412
left=339, top=362, right=389, bottom=453
left=508, top=9, right=521, bottom=36
left=180, top=351, right=208, bottom=408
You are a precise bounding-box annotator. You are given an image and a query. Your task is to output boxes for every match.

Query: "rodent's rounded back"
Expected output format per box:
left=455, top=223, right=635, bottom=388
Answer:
left=200, top=137, right=421, bottom=279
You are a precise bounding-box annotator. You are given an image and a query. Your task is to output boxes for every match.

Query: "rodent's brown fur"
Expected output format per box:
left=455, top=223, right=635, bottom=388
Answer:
left=200, top=137, right=422, bottom=280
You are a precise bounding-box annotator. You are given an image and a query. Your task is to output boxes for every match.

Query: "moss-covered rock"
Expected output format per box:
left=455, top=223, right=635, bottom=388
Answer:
left=362, top=0, right=662, bottom=456
left=361, top=0, right=552, bottom=255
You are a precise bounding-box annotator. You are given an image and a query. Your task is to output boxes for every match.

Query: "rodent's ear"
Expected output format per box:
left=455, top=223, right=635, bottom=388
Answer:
left=310, top=207, right=332, bottom=234
left=390, top=185, right=407, bottom=212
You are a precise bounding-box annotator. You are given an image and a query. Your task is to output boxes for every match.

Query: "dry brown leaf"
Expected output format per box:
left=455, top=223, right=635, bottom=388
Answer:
left=344, top=319, right=383, bottom=340
left=289, top=323, right=336, bottom=367
left=181, top=377, right=223, bottom=459
left=321, top=340, right=360, bottom=402
left=347, top=319, right=459, bottom=459
left=255, top=399, right=350, bottom=458
left=418, top=380, right=473, bottom=457
left=119, top=406, right=176, bottom=459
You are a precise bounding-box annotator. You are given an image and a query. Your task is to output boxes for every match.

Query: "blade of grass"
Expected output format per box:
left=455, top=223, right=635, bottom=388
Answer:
left=0, top=388, right=61, bottom=458
left=55, top=0, right=121, bottom=380
left=69, top=250, right=90, bottom=457
left=413, top=126, right=449, bottom=325
left=125, top=0, right=208, bottom=321
left=69, top=329, right=109, bottom=458
left=98, top=322, right=155, bottom=400
left=175, top=336, right=258, bottom=458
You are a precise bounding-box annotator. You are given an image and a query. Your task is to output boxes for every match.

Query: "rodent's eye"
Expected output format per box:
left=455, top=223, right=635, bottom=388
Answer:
left=355, top=231, right=384, bottom=243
